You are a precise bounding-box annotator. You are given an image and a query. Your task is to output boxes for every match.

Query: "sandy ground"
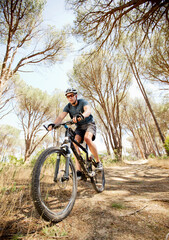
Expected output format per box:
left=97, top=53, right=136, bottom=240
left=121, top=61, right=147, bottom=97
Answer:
left=1, top=163, right=169, bottom=240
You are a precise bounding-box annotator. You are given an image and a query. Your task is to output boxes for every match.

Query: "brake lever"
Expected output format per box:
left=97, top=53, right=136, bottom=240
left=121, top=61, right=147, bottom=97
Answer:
left=43, top=125, right=49, bottom=131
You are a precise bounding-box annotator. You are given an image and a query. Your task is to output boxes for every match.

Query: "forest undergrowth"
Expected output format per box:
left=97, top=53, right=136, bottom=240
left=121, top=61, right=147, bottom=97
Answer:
left=0, top=156, right=169, bottom=240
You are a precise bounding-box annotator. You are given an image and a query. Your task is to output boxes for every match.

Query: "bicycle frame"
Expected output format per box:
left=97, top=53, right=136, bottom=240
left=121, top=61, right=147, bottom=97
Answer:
left=54, top=123, right=90, bottom=182
left=32, top=121, right=105, bottom=224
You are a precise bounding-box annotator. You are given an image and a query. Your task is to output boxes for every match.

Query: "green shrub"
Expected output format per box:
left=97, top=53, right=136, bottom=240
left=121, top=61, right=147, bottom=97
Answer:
left=30, top=149, right=66, bottom=167
left=9, top=155, right=24, bottom=165
left=164, top=135, right=169, bottom=156
left=148, top=153, right=156, bottom=158
left=30, top=149, right=45, bottom=167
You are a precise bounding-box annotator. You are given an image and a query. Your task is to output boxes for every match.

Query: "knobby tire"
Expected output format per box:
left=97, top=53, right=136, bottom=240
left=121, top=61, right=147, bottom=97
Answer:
left=90, top=159, right=105, bottom=193
left=31, top=147, right=77, bottom=223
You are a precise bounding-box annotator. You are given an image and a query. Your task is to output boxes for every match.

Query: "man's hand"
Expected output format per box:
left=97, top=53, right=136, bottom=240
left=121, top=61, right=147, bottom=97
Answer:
left=73, top=113, right=84, bottom=123
left=47, top=123, right=55, bottom=131
left=73, top=116, right=81, bottom=123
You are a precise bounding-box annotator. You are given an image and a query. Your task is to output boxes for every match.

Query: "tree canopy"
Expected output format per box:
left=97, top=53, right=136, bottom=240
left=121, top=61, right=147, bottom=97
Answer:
left=0, top=125, right=21, bottom=160
left=67, top=0, right=169, bottom=48
left=15, top=80, right=64, bottom=161
left=144, top=26, right=169, bottom=88
left=0, top=0, right=69, bottom=96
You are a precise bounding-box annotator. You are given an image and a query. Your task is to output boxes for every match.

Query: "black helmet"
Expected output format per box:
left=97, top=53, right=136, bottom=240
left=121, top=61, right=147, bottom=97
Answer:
left=65, top=88, right=77, bottom=96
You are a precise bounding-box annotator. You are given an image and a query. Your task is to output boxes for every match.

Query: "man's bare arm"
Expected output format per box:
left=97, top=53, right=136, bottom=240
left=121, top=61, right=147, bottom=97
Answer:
left=54, top=112, right=68, bottom=125
left=48, top=112, right=68, bottom=131
left=73, top=104, right=91, bottom=123
left=83, top=105, right=91, bottom=118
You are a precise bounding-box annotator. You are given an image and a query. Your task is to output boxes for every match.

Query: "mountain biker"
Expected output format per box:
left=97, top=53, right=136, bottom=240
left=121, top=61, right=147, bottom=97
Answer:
left=48, top=88, right=103, bottom=180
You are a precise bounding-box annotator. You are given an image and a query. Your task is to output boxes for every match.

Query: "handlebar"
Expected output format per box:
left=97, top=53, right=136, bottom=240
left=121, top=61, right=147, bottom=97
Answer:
left=43, top=120, right=74, bottom=131
left=44, top=112, right=85, bottom=132
left=59, top=120, right=74, bottom=127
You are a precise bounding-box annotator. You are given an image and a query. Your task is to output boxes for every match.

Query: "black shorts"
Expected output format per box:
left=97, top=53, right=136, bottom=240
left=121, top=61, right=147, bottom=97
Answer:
left=75, top=122, right=96, bottom=142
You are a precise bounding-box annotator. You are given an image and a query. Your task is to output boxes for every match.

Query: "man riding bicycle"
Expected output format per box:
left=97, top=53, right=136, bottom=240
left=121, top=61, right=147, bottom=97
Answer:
left=48, top=88, right=103, bottom=179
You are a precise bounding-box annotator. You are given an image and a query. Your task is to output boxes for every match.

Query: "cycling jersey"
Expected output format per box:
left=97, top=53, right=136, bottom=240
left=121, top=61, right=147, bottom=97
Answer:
left=63, top=99, right=94, bottom=126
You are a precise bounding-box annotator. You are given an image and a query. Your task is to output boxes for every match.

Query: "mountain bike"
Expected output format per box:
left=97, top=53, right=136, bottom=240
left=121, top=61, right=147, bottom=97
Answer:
left=31, top=120, right=105, bottom=223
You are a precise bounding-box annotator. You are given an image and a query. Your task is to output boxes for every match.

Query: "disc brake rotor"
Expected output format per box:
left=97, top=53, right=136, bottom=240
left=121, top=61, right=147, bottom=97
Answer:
left=57, top=170, right=68, bottom=189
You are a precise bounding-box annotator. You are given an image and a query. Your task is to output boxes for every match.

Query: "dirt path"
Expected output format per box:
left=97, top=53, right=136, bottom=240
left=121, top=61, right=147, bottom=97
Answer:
left=1, top=163, right=169, bottom=240
left=63, top=164, right=169, bottom=240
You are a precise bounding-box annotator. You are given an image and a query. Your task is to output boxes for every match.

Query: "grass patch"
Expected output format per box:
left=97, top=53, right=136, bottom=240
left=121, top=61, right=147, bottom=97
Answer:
left=101, top=155, right=126, bottom=167
left=111, top=202, right=126, bottom=209
left=42, top=225, right=68, bottom=238
left=12, top=233, right=23, bottom=240
left=0, top=162, right=69, bottom=240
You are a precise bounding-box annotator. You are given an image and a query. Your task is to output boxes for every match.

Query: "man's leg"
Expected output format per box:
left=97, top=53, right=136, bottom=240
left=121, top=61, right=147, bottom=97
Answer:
left=73, top=134, right=82, bottom=171
left=84, top=132, right=100, bottom=163
left=84, top=132, right=103, bottom=170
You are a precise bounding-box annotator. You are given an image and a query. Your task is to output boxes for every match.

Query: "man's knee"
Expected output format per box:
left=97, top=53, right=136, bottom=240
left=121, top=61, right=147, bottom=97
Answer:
left=75, top=135, right=81, bottom=142
left=84, top=135, right=92, bottom=145
left=73, top=135, right=81, bottom=149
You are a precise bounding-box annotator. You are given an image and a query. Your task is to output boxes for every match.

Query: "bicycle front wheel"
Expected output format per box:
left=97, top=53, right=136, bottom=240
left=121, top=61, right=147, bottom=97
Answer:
left=31, top=147, right=77, bottom=223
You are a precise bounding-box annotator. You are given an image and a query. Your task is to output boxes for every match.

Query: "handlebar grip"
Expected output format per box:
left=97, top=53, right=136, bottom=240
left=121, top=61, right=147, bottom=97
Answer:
left=48, top=123, right=55, bottom=129
left=75, top=113, right=84, bottom=121
left=44, top=123, right=56, bottom=131
left=53, top=124, right=60, bottom=129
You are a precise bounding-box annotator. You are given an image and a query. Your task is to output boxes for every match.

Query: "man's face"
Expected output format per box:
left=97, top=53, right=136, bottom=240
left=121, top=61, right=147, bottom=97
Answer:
left=66, top=93, right=77, bottom=104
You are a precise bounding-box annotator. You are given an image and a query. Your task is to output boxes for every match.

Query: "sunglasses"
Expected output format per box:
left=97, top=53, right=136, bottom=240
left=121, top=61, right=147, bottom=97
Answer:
left=66, top=94, right=75, bottom=99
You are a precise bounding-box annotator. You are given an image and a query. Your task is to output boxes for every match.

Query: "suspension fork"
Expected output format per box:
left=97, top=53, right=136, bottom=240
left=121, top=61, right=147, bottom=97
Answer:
left=54, top=149, right=71, bottom=182
left=64, top=154, right=71, bottom=180
left=54, top=153, right=61, bottom=182
left=62, top=140, right=72, bottom=182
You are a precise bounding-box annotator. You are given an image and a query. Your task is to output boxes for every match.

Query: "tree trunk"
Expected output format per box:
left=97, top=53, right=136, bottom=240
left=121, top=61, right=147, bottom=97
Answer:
left=102, top=133, right=111, bottom=155
left=124, top=48, right=165, bottom=145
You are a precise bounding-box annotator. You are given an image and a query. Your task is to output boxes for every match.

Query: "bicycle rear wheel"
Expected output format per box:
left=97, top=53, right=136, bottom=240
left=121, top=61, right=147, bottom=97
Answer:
left=31, top=147, right=77, bottom=223
left=90, top=159, right=105, bottom=193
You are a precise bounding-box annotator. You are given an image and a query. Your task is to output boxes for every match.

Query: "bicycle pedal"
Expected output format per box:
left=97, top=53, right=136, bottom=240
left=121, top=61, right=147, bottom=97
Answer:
left=88, top=171, right=96, bottom=177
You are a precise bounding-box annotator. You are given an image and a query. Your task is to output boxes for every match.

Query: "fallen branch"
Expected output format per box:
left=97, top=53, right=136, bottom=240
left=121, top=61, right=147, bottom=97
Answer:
left=152, top=199, right=169, bottom=203
left=121, top=205, right=148, bottom=217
